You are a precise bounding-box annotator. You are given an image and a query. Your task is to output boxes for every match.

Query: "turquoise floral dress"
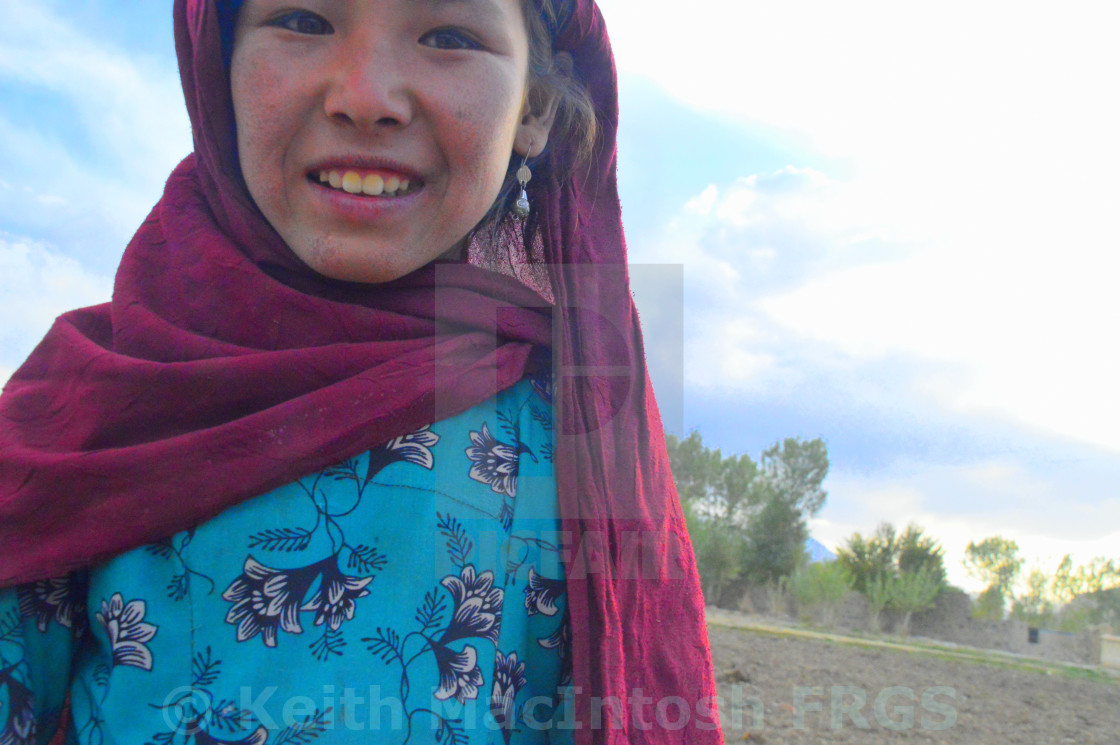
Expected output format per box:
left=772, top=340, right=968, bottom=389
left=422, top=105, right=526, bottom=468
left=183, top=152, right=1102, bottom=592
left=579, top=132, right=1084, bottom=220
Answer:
left=0, top=377, right=574, bottom=745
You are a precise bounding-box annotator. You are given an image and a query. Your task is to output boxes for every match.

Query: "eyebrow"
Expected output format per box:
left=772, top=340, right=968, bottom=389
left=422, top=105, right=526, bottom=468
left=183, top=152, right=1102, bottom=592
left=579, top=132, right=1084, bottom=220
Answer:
left=423, top=0, right=506, bottom=12
left=421, top=0, right=509, bottom=23
left=424, top=0, right=493, bottom=6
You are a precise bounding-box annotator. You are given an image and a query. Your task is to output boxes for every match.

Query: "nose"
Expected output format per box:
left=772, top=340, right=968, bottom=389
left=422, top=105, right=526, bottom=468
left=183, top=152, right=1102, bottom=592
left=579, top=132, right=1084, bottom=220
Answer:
left=322, top=32, right=414, bottom=131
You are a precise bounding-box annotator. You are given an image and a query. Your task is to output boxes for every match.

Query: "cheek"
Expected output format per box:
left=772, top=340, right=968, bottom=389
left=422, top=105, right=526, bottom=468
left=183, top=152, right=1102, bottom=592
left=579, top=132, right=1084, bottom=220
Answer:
left=450, top=123, right=508, bottom=226
left=448, top=96, right=521, bottom=197
left=232, top=59, right=292, bottom=187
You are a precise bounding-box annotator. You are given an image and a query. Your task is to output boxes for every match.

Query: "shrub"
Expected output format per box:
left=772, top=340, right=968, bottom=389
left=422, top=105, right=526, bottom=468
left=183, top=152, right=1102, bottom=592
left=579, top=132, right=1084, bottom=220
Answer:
left=888, top=566, right=941, bottom=636
left=865, top=574, right=891, bottom=632
left=683, top=500, right=740, bottom=604
left=790, top=561, right=852, bottom=626
left=972, top=586, right=1006, bottom=620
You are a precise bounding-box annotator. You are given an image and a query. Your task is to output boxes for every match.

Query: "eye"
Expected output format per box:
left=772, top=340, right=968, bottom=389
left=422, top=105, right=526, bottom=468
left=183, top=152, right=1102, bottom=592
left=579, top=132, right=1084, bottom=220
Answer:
left=419, top=28, right=482, bottom=51
left=271, top=10, right=334, bottom=35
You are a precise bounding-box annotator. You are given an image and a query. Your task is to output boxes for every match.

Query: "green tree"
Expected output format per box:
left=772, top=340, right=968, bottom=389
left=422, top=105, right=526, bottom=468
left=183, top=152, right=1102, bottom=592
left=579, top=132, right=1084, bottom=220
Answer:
left=1047, top=555, right=1120, bottom=629
left=668, top=431, right=748, bottom=604
left=1011, top=568, right=1055, bottom=627
left=888, top=566, right=941, bottom=636
left=760, top=437, right=829, bottom=516
left=1050, top=554, right=1079, bottom=606
left=839, top=523, right=946, bottom=631
left=1076, top=557, right=1120, bottom=595
left=740, top=492, right=808, bottom=585
left=897, top=524, right=947, bottom=587
left=864, top=574, right=891, bottom=632
left=666, top=431, right=831, bottom=598
left=665, top=431, right=720, bottom=505
left=964, top=536, right=1022, bottom=619
left=790, top=561, right=852, bottom=626
left=739, top=437, right=829, bottom=585
left=1076, top=558, right=1120, bottom=629
left=717, top=452, right=762, bottom=525
left=1002, top=555, right=1120, bottom=630
left=973, top=586, right=1005, bottom=620
left=1094, top=588, right=1120, bottom=631
left=682, top=499, right=740, bottom=603
left=837, top=523, right=898, bottom=594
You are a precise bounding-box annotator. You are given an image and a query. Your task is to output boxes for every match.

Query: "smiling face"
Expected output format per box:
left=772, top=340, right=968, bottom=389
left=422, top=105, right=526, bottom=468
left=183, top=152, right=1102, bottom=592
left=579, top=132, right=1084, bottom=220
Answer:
left=231, top=0, right=554, bottom=283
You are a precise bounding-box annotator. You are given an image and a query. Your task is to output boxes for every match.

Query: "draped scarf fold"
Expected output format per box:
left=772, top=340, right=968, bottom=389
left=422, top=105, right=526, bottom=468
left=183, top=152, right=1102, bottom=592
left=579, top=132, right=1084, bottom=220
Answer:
left=0, top=1, right=722, bottom=742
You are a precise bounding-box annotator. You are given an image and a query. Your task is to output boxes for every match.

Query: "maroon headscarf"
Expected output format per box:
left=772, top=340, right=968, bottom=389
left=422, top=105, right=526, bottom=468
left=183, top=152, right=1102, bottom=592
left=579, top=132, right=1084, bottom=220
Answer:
left=0, top=1, right=722, bottom=742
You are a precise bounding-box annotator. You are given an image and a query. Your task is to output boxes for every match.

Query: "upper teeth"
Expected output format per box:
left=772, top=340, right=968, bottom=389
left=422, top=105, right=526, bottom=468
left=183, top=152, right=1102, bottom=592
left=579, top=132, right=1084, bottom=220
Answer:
left=319, top=170, right=412, bottom=196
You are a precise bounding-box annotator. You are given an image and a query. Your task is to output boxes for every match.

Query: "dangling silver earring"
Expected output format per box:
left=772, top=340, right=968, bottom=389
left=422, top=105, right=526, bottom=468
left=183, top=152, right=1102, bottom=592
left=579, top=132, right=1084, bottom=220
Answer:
left=514, top=141, right=533, bottom=219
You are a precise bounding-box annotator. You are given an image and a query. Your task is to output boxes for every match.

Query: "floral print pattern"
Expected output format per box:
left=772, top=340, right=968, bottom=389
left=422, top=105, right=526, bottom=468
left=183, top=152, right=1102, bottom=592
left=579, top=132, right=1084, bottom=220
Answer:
left=523, top=568, right=566, bottom=617
left=0, top=379, right=569, bottom=745
left=145, top=647, right=325, bottom=745
left=17, top=575, right=86, bottom=632
left=222, top=556, right=316, bottom=647
left=530, top=374, right=553, bottom=407
left=365, top=425, right=441, bottom=481
left=439, top=565, right=503, bottom=644
left=222, top=555, right=373, bottom=647
left=431, top=643, right=484, bottom=704
left=539, top=613, right=573, bottom=688
left=466, top=423, right=520, bottom=498
left=305, top=561, right=375, bottom=631
left=0, top=668, right=35, bottom=745
left=490, top=651, right=528, bottom=740
left=95, top=593, right=158, bottom=671
left=192, top=726, right=270, bottom=745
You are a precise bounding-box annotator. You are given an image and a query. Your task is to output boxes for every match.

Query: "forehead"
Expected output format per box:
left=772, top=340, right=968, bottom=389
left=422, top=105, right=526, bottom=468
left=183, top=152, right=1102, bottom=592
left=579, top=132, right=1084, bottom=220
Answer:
left=231, top=0, right=523, bottom=15
left=422, top=0, right=525, bottom=24
left=225, top=0, right=530, bottom=53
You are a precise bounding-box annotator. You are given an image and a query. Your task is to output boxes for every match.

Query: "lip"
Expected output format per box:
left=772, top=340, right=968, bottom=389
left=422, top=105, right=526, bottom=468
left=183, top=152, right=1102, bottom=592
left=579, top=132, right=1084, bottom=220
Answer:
left=307, top=155, right=425, bottom=184
left=305, top=158, right=427, bottom=224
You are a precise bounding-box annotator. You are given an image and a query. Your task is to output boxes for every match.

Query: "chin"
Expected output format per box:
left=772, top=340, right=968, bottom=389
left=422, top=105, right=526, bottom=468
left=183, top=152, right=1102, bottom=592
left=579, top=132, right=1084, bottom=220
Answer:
left=291, top=232, right=471, bottom=284
left=287, top=239, right=405, bottom=284
left=312, top=257, right=411, bottom=284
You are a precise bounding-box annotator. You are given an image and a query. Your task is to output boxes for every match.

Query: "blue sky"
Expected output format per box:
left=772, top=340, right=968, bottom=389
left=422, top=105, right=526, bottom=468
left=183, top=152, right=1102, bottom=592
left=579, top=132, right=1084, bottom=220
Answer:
left=2, top=1, right=1119, bottom=591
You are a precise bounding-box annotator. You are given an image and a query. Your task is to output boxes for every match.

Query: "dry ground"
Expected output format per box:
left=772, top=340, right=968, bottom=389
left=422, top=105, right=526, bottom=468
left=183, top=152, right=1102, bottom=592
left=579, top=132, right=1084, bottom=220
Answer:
left=706, top=620, right=1120, bottom=745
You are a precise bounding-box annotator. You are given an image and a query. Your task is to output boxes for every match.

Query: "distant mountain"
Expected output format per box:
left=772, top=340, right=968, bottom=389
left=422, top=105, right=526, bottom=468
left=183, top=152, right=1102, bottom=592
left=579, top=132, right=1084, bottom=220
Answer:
left=806, top=537, right=837, bottom=563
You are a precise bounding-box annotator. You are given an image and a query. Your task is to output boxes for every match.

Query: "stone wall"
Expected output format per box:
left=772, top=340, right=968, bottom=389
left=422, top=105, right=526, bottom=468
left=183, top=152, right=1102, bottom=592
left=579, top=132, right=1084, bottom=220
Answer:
left=909, top=589, right=1101, bottom=666
left=725, top=584, right=1102, bottom=666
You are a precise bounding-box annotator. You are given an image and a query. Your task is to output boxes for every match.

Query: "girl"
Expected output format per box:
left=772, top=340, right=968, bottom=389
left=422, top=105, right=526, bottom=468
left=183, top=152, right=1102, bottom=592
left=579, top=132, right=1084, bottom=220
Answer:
left=0, top=1, right=721, bottom=743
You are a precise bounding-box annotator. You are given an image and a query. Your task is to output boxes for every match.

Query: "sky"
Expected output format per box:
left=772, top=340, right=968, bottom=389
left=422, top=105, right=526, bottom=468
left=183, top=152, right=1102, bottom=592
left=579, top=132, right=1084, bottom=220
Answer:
left=2, top=0, right=1119, bottom=592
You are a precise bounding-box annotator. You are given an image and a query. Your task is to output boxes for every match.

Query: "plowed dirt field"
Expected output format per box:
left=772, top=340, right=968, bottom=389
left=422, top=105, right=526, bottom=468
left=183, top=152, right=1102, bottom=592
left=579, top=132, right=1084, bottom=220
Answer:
left=707, top=619, right=1120, bottom=744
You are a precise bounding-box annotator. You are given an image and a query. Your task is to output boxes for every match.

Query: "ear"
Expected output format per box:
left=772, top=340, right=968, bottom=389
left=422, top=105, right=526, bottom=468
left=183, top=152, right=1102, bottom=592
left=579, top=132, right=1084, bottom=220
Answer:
left=514, top=55, right=568, bottom=157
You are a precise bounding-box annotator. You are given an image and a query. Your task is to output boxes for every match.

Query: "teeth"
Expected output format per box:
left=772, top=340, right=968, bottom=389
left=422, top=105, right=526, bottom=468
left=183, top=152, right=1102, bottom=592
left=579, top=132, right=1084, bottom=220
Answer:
left=342, top=171, right=363, bottom=194
left=318, top=170, right=414, bottom=196
left=362, top=173, right=384, bottom=196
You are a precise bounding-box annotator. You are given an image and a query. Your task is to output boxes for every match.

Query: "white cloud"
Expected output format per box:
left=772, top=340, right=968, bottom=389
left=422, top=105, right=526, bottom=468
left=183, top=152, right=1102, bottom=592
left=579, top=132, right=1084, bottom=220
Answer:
left=604, top=0, right=1120, bottom=450
left=0, top=3, right=190, bottom=262
left=609, top=1, right=1120, bottom=591
left=634, top=167, right=913, bottom=394
left=0, top=4, right=189, bottom=182
left=601, top=0, right=1120, bottom=181
left=759, top=228, right=1120, bottom=451
left=0, top=234, right=113, bottom=383
left=630, top=157, right=1120, bottom=581
left=638, top=161, right=1120, bottom=452
left=812, top=459, right=1120, bottom=592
